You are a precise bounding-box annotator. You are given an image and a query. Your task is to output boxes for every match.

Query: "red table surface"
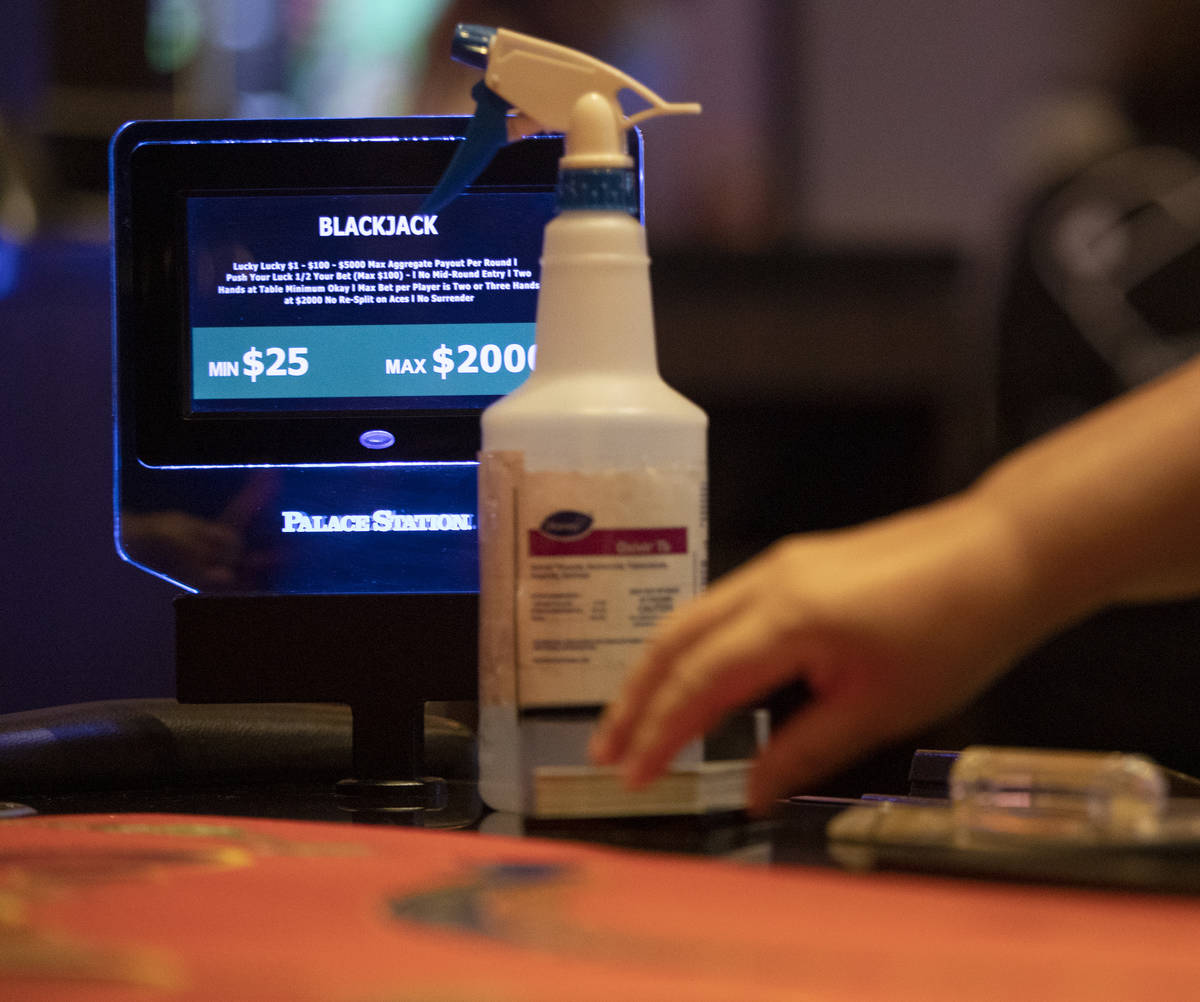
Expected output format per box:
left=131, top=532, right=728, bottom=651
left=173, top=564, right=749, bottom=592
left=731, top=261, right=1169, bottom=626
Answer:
left=2, top=812, right=1199, bottom=1001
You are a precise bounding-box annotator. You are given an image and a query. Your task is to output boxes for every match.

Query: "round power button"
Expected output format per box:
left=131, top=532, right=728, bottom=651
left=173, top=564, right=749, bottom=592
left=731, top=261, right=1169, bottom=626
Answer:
left=359, top=429, right=395, bottom=450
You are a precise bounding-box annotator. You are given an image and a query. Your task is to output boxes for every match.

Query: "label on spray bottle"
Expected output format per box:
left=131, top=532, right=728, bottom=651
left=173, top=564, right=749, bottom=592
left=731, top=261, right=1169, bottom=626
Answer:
left=479, top=450, right=707, bottom=709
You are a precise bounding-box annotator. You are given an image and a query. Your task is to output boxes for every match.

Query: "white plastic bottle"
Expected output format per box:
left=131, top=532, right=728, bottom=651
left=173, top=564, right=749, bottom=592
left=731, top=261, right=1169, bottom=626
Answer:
left=425, top=25, right=712, bottom=814
left=478, top=205, right=708, bottom=813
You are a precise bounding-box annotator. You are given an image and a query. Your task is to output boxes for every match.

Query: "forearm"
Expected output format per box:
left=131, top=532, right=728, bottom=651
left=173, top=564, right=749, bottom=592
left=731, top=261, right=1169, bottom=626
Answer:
left=974, top=354, right=1200, bottom=632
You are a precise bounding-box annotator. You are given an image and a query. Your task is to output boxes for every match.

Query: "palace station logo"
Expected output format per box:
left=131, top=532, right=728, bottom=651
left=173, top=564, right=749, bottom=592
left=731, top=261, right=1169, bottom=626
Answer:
left=280, top=510, right=474, bottom=533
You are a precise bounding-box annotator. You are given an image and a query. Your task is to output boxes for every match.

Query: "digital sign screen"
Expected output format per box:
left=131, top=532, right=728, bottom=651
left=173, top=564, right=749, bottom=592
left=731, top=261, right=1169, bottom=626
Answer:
left=112, top=118, right=638, bottom=593
left=187, top=190, right=556, bottom=414
left=111, top=119, right=596, bottom=466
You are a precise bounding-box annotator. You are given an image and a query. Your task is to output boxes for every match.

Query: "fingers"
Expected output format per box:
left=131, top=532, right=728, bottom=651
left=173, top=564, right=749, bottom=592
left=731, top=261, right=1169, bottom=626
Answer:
left=745, top=692, right=887, bottom=813
left=589, top=535, right=896, bottom=807
left=587, top=656, right=676, bottom=768
left=600, top=603, right=817, bottom=790
left=590, top=566, right=761, bottom=767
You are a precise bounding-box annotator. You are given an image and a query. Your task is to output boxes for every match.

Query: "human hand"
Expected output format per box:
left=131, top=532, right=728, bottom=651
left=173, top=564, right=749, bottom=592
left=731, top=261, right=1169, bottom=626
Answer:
left=590, top=494, right=1043, bottom=813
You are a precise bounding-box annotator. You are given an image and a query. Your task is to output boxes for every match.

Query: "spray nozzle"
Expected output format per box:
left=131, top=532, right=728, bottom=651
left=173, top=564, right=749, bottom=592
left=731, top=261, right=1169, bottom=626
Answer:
left=424, top=80, right=513, bottom=215
left=423, top=24, right=700, bottom=215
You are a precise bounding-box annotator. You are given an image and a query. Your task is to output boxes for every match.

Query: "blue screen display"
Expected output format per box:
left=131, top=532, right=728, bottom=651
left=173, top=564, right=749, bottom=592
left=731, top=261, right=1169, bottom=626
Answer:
left=114, top=118, right=568, bottom=594
left=187, top=190, right=556, bottom=413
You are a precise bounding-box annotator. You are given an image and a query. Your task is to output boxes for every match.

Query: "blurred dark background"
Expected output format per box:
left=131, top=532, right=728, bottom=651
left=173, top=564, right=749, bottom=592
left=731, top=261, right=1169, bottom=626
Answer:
left=5, top=0, right=1200, bottom=793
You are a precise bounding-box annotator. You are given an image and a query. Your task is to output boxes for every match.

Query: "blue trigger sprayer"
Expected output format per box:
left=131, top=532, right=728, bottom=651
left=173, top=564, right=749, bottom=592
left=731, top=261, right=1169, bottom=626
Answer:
left=423, top=24, right=701, bottom=214
left=427, top=26, right=737, bottom=817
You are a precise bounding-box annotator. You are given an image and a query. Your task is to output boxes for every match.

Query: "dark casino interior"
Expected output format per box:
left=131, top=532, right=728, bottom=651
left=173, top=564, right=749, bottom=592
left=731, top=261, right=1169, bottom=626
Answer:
left=11, top=5, right=1200, bottom=994
left=4, top=0, right=1200, bottom=800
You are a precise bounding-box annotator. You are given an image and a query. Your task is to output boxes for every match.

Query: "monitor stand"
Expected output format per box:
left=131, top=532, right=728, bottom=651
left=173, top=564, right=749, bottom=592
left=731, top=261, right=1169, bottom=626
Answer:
left=174, top=593, right=477, bottom=816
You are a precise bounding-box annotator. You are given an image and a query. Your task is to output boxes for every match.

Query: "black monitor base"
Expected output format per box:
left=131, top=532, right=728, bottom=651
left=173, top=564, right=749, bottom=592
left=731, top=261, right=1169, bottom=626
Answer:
left=175, top=593, right=477, bottom=814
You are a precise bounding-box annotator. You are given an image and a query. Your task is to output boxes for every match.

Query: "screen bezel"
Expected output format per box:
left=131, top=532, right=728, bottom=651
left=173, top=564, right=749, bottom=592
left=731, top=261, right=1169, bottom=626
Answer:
left=112, top=118, right=591, bottom=467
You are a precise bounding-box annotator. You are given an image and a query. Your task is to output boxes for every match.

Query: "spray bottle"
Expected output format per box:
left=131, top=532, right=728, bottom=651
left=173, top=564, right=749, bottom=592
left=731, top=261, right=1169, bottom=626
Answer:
left=426, top=25, right=735, bottom=815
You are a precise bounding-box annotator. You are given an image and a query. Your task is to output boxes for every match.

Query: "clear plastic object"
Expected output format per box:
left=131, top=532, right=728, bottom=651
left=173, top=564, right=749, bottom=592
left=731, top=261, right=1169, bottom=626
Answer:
left=950, top=746, right=1168, bottom=844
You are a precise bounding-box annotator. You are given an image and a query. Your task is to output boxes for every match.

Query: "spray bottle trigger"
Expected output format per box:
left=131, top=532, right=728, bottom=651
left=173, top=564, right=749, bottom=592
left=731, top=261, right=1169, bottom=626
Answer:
left=422, top=81, right=513, bottom=215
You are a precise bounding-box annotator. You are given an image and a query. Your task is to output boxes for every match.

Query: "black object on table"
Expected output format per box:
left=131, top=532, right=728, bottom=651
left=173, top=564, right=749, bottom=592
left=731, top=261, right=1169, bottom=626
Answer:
left=174, top=593, right=478, bottom=814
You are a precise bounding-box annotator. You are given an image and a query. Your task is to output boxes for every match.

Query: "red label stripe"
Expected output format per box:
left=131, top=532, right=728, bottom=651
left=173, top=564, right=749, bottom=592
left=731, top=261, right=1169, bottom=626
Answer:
left=528, top=527, right=688, bottom=557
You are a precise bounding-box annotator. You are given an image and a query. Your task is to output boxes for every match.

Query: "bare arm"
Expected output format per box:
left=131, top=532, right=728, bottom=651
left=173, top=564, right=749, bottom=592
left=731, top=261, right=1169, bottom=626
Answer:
left=590, top=355, right=1200, bottom=813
